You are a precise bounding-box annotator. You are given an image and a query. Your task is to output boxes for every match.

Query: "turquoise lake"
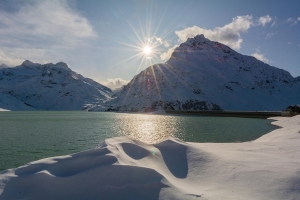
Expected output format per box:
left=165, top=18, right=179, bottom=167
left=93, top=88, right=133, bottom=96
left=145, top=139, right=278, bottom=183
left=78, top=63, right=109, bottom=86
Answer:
left=0, top=111, right=278, bottom=171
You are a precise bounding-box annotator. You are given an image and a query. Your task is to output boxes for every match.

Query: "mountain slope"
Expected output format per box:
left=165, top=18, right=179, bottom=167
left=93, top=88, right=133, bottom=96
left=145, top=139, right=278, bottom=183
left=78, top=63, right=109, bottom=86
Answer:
left=106, top=34, right=300, bottom=111
left=0, top=61, right=112, bottom=110
left=0, top=64, right=8, bottom=69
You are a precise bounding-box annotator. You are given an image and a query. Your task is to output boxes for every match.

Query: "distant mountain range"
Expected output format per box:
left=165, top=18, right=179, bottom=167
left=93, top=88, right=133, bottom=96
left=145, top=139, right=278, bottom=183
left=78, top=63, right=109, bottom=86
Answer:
left=1, top=35, right=299, bottom=111
left=0, top=60, right=112, bottom=110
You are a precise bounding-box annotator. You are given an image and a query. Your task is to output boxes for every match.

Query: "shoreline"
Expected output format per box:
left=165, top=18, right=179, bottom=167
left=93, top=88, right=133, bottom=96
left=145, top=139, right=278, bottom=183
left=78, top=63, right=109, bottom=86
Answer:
left=165, top=110, right=283, bottom=118
left=113, top=109, right=296, bottom=119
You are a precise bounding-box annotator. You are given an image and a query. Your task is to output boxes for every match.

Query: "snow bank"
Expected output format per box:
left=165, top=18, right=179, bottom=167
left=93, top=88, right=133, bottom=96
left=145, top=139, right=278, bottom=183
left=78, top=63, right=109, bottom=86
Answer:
left=0, top=108, right=10, bottom=111
left=1, top=116, right=300, bottom=199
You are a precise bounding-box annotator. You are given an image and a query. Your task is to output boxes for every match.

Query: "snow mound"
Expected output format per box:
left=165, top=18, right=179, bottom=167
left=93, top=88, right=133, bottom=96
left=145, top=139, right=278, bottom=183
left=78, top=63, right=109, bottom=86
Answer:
left=1, top=116, right=300, bottom=199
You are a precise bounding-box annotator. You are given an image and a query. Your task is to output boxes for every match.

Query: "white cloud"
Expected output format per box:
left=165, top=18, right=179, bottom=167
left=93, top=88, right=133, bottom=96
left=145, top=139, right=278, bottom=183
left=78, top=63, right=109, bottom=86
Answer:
left=251, top=52, right=269, bottom=63
left=154, top=36, right=170, bottom=47
left=153, top=36, right=170, bottom=47
left=175, top=15, right=252, bottom=50
left=258, top=15, right=272, bottom=26
left=298, top=17, right=300, bottom=21
left=160, top=45, right=179, bottom=60
left=154, top=36, right=162, bottom=44
left=0, top=50, right=23, bottom=66
left=0, top=1, right=96, bottom=43
left=100, top=78, right=129, bottom=89
left=163, top=40, right=170, bottom=47
left=287, top=18, right=293, bottom=22
left=0, top=0, right=96, bottom=65
left=160, top=15, right=254, bottom=60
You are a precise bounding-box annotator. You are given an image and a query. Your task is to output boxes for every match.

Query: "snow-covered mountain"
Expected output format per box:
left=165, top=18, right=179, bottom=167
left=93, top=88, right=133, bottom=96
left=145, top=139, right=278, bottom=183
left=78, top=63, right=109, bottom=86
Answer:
left=2, top=35, right=299, bottom=112
left=105, top=34, right=300, bottom=111
left=0, top=60, right=112, bottom=110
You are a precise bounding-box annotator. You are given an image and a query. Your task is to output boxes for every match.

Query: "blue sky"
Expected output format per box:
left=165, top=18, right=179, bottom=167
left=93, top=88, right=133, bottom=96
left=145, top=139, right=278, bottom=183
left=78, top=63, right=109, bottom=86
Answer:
left=0, top=0, right=299, bottom=89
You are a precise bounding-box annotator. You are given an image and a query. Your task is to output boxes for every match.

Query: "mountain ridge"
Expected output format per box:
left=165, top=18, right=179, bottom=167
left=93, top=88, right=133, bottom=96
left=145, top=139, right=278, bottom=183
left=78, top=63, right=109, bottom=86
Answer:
left=102, top=34, right=300, bottom=112
left=1, top=35, right=299, bottom=111
left=0, top=61, right=112, bottom=111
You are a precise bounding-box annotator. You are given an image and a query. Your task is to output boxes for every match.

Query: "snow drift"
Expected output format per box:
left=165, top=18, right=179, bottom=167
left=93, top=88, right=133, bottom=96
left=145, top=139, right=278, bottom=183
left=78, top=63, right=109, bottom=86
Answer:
left=1, top=115, right=300, bottom=200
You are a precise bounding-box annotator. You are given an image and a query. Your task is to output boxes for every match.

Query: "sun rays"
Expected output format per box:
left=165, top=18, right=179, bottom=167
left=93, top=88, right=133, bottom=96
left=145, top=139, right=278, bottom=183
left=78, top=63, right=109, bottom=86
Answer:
left=105, top=3, right=192, bottom=110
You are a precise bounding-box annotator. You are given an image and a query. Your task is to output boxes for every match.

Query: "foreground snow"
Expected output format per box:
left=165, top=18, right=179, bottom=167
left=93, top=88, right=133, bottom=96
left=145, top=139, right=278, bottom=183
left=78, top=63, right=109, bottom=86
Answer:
left=1, top=116, right=300, bottom=200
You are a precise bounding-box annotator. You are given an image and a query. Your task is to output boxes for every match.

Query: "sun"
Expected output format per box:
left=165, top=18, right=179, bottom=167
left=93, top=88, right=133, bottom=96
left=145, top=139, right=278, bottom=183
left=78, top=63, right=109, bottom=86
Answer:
left=143, top=46, right=152, bottom=55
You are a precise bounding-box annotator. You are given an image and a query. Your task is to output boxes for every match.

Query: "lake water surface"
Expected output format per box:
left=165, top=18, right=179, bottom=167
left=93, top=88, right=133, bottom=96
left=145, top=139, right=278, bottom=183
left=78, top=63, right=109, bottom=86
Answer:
left=0, top=111, right=278, bottom=171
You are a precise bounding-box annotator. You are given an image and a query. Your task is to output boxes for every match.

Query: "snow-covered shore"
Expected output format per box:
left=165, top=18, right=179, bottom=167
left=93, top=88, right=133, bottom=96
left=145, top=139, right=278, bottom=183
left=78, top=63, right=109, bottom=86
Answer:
left=1, top=116, right=300, bottom=200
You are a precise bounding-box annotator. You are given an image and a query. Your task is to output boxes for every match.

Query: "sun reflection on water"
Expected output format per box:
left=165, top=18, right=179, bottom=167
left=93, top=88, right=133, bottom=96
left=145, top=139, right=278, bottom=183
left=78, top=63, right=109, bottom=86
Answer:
left=113, top=114, right=177, bottom=144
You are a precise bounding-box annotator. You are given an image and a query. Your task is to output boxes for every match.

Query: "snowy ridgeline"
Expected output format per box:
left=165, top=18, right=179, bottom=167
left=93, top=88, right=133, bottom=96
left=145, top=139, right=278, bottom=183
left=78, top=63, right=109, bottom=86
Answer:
left=1, top=35, right=300, bottom=111
left=0, top=60, right=112, bottom=111
left=1, top=115, right=300, bottom=199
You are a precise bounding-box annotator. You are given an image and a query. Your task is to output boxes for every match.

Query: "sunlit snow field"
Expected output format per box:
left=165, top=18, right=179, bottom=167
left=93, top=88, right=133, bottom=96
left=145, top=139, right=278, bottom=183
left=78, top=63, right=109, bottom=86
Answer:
left=0, top=111, right=277, bottom=171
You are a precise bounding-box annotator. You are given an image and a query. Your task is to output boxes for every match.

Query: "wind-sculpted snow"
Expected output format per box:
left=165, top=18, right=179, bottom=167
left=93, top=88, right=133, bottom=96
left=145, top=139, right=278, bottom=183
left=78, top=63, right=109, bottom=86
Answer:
left=105, top=34, right=300, bottom=111
left=0, top=60, right=112, bottom=110
left=1, top=116, right=300, bottom=199
left=0, top=138, right=187, bottom=200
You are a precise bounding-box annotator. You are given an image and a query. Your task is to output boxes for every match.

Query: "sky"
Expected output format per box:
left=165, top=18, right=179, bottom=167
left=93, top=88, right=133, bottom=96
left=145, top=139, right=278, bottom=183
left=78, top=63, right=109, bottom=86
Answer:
left=0, top=0, right=299, bottom=89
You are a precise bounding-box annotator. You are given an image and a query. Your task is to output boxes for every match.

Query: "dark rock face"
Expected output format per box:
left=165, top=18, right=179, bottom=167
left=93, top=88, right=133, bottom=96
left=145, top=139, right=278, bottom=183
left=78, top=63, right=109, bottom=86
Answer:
left=286, top=105, right=300, bottom=114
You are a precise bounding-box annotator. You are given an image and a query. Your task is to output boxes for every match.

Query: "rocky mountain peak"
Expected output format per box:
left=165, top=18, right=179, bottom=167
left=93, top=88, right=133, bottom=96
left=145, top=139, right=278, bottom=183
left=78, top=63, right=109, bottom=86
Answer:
left=170, top=34, right=236, bottom=61
left=188, top=34, right=207, bottom=42
left=21, top=60, right=70, bottom=71
left=179, top=34, right=210, bottom=48
left=54, top=62, right=70, bottom=70
left=21, top=60, right=40, bottom=67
